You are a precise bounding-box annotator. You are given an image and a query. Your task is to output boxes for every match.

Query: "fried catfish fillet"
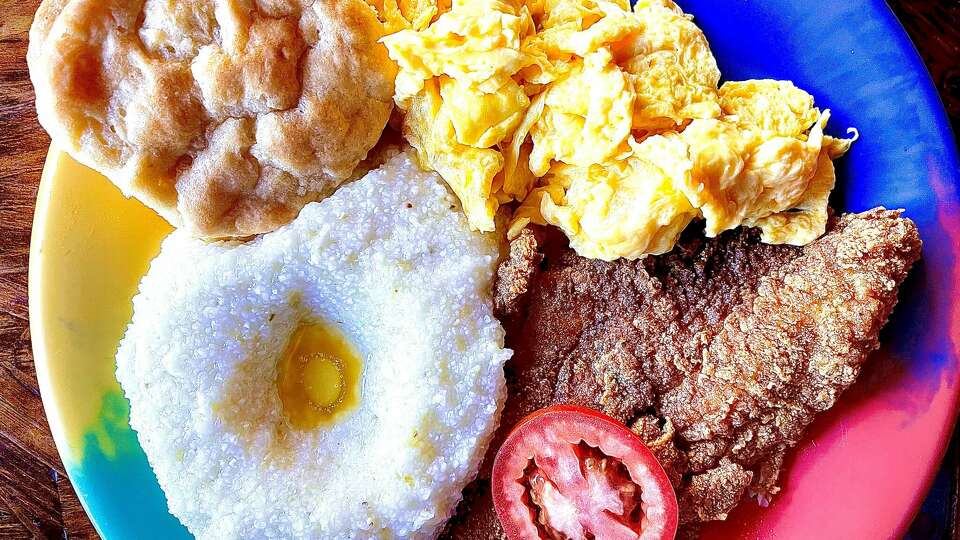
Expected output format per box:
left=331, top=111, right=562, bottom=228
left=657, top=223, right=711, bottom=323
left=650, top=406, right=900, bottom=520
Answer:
left=443, top=208, right=921, bottom=538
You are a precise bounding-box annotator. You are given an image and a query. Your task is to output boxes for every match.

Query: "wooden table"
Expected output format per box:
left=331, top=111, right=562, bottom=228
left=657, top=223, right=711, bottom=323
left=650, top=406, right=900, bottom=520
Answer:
left=0, top=1, right=957, bottom=538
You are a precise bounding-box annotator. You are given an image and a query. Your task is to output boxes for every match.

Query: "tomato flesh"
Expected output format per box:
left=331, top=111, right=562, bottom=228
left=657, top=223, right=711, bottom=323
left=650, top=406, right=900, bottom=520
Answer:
left=492, top=405, right=678, bottom=540
left=524, top=442, right=644, bottom=539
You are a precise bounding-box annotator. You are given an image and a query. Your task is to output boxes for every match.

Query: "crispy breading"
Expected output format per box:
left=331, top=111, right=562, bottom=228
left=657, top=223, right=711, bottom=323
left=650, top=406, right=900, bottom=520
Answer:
left=444, top=208, right=920, bottom=538
left=493, top=226, right=543, bottom=320
left=28, top=0, right=397, bottom=238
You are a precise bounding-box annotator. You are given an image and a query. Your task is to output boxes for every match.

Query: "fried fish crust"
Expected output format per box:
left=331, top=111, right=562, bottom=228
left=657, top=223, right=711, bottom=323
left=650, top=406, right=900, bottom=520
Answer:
left=28, top=0, right=397, bottom=238
left=447, top=208, right=920, bottom=538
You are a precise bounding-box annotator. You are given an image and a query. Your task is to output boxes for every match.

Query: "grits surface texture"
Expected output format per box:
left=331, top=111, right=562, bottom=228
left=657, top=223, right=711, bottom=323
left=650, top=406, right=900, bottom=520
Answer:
left=116, top=153, right=510, bottom=539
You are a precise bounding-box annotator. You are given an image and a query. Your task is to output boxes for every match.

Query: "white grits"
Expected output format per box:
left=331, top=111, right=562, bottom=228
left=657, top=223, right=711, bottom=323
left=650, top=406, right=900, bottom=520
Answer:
left=115, top=152, right=511, bottom=539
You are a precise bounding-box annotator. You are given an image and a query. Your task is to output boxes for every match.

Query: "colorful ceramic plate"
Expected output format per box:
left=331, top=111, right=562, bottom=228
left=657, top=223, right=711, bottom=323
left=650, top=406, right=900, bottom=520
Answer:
left=29, top=0, right=960, bottom=538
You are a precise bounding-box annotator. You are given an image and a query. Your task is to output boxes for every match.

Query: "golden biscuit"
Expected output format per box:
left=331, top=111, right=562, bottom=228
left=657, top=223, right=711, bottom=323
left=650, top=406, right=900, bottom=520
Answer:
left=28, top=0, right=397, bottom=238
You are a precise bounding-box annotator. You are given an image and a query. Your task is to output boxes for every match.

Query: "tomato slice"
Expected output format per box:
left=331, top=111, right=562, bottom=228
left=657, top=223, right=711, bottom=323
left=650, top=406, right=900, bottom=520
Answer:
left=492, top=405, right=678, bottom=540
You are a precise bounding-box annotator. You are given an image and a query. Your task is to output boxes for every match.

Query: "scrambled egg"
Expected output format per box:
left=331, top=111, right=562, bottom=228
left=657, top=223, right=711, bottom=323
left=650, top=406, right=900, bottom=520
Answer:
left=368, top=0, right=452, bottom=32
left=376, top=0, right=857, bottom=258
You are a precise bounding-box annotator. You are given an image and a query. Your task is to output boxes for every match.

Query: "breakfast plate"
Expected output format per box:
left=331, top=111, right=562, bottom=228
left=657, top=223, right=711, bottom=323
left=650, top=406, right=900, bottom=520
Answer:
left=29, top=0, right=959, bottom=538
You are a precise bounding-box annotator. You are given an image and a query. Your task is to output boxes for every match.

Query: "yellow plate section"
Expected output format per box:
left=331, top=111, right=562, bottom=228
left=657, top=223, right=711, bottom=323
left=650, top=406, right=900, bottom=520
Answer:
left=29, top=147, right=173, bottom=464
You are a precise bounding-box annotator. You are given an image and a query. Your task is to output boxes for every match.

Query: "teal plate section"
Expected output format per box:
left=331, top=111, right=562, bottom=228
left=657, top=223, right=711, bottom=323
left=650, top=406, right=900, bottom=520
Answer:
left=70, top=391, right=192, bottom=538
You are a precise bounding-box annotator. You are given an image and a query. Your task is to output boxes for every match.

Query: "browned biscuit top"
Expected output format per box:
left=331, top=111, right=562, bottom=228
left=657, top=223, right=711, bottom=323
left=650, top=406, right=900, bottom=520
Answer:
left=28, top=0, right=397, bottom=237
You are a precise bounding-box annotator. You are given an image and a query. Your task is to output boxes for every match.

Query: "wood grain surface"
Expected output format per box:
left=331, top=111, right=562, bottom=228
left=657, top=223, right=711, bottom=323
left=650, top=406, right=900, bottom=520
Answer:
left=0, top=1, right=957, bottom=539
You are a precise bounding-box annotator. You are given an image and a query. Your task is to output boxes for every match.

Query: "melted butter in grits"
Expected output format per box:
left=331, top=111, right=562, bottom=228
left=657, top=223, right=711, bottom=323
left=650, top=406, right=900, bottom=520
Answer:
left=277, top=321, right=363, bottom=429
left=214, top=319, right=363, bottom=467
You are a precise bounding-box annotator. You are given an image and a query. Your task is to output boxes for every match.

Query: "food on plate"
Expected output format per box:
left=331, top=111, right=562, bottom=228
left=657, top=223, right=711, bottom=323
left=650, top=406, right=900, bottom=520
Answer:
left=380, top=0, right=857, bottom=259
left=115, top=152, right=511, bottom=539
left=492, top=405, right=678, bottom=540
left=368, top=0, right=451, bottom=32
left=443, top=208, right=920, bottom=537
left=28, top=0, right=397, bottom=238
left=27, top=0, right=926, bottom=534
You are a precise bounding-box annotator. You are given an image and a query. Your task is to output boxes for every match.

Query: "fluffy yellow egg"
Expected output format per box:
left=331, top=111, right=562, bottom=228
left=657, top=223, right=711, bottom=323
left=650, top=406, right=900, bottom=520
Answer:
left=528, top=49, right=634, bottom=175
left=441, top=77, right=530, bottom=148
left=368, top=0, right=451, bottom=32
left=404, top=79, right=504, bottom=231
left=538, top=135, right=698, bottom=260
left=523, top=85, right=854, bottom=258
left=376, top=0, right=857, bottom=259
